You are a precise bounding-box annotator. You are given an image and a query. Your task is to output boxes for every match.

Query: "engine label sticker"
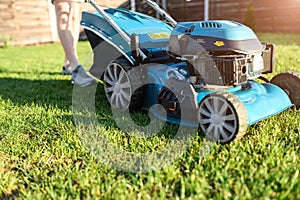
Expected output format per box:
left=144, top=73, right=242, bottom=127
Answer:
left=148, top=32, right=170, bottom=40
left=197, top=38, right=206, bottom=44
left=214, top=41, right=225, bottom=47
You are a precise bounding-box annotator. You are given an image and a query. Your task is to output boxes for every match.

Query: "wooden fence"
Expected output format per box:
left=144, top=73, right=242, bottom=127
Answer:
left=0, top=0, right=127, bottom=46
left=0, top=0, right=55, bottom=46
left=1, top=0, right=299, bottom=46
left=130, top=0, right=300, bottom=33
left=166, top=0, right=300, bottom=33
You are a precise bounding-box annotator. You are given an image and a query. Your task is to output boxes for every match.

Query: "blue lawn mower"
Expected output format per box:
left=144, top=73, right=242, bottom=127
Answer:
left=81, top=0, right=300, bottom=144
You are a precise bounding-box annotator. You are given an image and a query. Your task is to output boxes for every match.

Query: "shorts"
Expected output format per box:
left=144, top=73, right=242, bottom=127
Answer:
left=51, top=0, right=82, bottom=4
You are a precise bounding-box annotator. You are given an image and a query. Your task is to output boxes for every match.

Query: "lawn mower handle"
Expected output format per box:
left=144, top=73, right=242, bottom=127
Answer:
left=84, top=0, right=147, bottom=62
left=83, top=0, right=130, bottom=44
left=145, top=0, right=177, bottom=26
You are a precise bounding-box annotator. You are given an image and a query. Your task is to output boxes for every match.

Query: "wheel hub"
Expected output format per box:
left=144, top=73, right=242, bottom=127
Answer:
left=114, top=82, right=121, bottom=93
left=211, top=114, right=222, bottom=125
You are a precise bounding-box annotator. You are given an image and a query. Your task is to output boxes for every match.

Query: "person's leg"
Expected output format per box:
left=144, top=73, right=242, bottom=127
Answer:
left=70, top=2, right=82, bottom=53
left=54, top=0, right=79, bottom=71
left=54, top=0, right=96, bottom=86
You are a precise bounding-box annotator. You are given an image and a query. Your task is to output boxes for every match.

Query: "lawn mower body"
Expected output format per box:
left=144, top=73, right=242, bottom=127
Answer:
left=81, top=8, right=172, bottom=65
left=81, top=1, right=296, bottom=143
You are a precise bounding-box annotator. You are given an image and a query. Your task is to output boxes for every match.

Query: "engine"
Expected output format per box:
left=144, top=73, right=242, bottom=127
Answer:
left=168, top=20, right=275, bottom=88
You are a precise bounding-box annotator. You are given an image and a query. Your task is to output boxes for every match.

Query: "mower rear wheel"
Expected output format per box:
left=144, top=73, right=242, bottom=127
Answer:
left=270, top=71, right=300, bottom=109
left=103, top=59, right=144, bottom=112
left=198, top=92, right=248, bottom=144
left=103, top=60, right=131, bottom=111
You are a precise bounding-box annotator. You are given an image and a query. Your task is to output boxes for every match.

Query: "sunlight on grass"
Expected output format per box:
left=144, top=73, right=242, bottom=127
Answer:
left=0, top=34, right=299, bottom=199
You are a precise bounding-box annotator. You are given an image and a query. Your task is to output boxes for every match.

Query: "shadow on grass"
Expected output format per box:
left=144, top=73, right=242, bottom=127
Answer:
left=0, top=77, right=75, bottom=110
left=0, top=189, right=19, bottom=200
left=2, top=70, right=65, bottom=76
left=0, top=77, right=204, bottom=155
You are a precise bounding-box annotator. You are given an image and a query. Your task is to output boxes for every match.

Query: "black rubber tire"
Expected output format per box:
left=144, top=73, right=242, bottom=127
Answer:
left=270, top=71, right=300, bottom=109
left=103, top=59, right=144, bottom=112
left=198, top=92, right=248, bottom=144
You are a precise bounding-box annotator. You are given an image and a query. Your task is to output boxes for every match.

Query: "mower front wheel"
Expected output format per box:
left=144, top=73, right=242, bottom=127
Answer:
left=270, top=71, right=300, bottom=109
left=197, top=92, right=248, bottom=144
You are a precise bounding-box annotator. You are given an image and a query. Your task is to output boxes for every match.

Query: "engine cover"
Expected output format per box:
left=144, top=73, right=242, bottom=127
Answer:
left=168, top=20, right=269, bottom=87
left=169, top=20, right=265, bottom=55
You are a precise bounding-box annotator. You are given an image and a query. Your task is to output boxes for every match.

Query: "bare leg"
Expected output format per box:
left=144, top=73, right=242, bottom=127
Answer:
left=70, top=2, right=82, bottom=53
left=54, top=0, right=79, bottom=71
left=54, top=0, right=95, bottom=86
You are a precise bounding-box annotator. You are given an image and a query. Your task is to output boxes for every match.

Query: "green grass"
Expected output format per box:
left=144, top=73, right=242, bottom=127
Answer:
left=0, top=33, right=300, bottom=199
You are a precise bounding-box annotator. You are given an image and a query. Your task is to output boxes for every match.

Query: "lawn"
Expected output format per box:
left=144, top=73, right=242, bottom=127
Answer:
left=0, top=33, right=299, bottom=199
